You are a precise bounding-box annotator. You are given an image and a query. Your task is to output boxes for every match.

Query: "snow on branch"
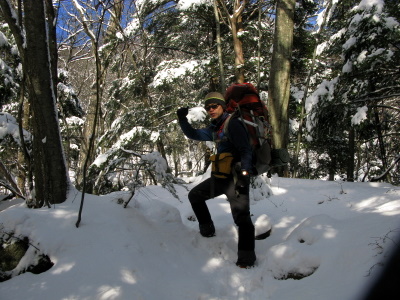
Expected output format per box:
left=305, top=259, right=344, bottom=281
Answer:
left=0, top=112, right=32, bottom=150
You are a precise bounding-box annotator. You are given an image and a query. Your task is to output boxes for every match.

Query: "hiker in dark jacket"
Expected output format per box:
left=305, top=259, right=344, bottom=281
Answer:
left=176, top=92, right=256, bottom=268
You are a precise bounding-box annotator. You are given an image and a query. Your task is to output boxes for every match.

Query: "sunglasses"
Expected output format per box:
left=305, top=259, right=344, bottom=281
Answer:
left=205, top=104, right=220, bottom=111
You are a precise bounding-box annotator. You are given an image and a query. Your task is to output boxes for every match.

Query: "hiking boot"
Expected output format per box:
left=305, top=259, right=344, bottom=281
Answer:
left=199, top=222, right=215, bottom=237
left=236, top=263, right=255, bottom=269
left=236, top=250, right=256, bottom=268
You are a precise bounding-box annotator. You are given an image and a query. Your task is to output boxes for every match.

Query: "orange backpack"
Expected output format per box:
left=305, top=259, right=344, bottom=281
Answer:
left=224, top=83, right=273, bottom=175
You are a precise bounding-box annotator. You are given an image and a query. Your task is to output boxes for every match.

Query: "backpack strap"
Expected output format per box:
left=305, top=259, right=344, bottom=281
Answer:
left=222, top=114, right=233, bottom=138
left=223, top=109, right=254, bottom=144
left=213, top=116, right=230, bottom=148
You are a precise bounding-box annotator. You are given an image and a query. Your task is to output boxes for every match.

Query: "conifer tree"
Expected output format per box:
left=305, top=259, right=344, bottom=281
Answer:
left=306, top=0, right=400, bottom=182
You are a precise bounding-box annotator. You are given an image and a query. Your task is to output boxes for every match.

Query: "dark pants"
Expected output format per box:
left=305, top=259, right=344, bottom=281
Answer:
left=188, top=176, right=255, bottom=252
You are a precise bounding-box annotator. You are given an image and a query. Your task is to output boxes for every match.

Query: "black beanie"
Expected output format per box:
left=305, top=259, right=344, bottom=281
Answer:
left=204, top=92, right=226, bottom=108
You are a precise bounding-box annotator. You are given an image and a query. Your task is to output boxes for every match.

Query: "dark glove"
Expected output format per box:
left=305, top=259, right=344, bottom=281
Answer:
left=236, top=171, right=250, bottom=187
left=177, top=107, right=189, bottom=120
left=235, top=170, right=250, bottom=195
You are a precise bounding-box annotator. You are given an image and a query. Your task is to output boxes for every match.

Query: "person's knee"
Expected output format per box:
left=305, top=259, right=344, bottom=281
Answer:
left=188, top=189, right=196, bottom=204
left=188, top=188, right=205, bottom=205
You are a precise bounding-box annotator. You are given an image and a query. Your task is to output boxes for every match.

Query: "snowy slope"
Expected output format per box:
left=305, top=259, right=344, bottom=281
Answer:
left=1, top=176, right=399, bottom=300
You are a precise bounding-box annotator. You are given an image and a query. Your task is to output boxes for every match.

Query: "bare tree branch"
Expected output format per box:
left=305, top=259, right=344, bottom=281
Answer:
left=370, top=155, right=400, bottom=182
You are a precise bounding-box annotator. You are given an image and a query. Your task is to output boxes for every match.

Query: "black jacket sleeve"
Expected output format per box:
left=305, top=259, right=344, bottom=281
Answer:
left=178, top=118, right=214, bottom=142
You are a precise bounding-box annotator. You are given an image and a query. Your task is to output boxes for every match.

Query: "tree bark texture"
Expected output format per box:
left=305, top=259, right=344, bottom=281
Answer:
left=347, top=128, right=355, bottom=181
left=268, top=0, right=295, bottom=149
left=23, top=0, right=68, bottom=205
left=217, top=0, right=245, bottom=83
left=1, top=0, right=68, bottom=205
left=231, top=0, right=245, bottom=83
left=213, top=0, right=226, bottom=92
left=231, top=21, right=244, bottom=83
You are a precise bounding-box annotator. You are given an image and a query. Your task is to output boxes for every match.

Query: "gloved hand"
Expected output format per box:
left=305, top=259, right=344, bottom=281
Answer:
left=235, top=170, right=250, bottom=195
left=236, top=170, right=250, bottom=186
left=176, top=107, right=189, bottom=120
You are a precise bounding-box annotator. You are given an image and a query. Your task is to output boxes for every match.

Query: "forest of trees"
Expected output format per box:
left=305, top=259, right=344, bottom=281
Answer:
left=0, top=0, right=399, bottom=207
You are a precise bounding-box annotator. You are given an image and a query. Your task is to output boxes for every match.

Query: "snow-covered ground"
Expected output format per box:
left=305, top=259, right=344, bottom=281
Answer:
left=1, top=174, right=399, bottom=300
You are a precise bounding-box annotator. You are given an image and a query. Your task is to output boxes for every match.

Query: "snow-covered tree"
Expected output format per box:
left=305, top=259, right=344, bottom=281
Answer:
left=0, top=23, right=20, bottom=109
left=306, top=0, right=400, bottom=183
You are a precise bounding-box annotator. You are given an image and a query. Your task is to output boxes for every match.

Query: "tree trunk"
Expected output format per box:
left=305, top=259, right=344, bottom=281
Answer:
left=231, top=0, right=245, bottom=83
left=217, top=0, right=246, bottom=83
left=256, top=1, right=262, bottom=89
left=268, top=0, right=295, bottom=150
left=347, top=128, right=355, bottom=181
left=213, top=0, right=226, bottom=92
left=17, top=81, right=31, bottom=196
left=76, top=86, right=100, bottom=191
left=328, top=156, right=336, bottom=181
left=231, top=19, right=245, bottom=83
left=44, top=0, right=58, bottom=95
left=373, top=106, right=387, bottom=171
left=23, top=0, right=68, bottom=206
